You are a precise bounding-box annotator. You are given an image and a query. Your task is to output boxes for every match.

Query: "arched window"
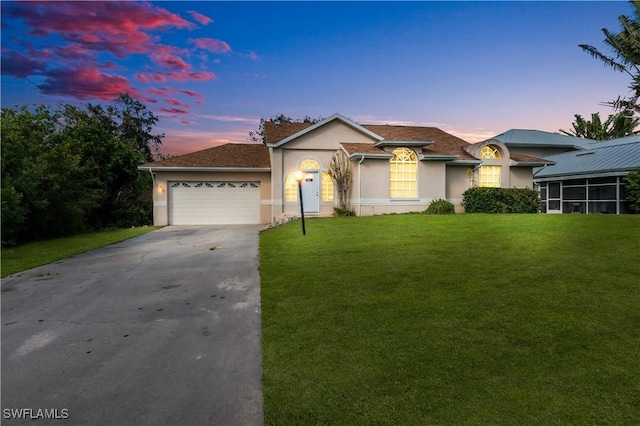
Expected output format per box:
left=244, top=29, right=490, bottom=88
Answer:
left=480, top=145, right=501, bottom=159
left=390, top=147, right=417, bottom=198
left=300, top=158, right=320, bottom=171
left=479, top=145, right=501, bottom=187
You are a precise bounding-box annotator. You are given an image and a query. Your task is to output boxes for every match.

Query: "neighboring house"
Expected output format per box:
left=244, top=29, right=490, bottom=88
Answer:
left=139, top=114, right=547, bottom=225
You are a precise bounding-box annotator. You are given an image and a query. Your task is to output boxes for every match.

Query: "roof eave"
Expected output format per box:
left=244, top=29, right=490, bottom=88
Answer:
left=347, top=153, right=393, bottom=160
left=374, top=140, right=434, bottom=148
left=138, top=166, right=271, bottom=172
left=419, top=154, right=459, bottom=161
left=448, top=159, right=482, bottom=165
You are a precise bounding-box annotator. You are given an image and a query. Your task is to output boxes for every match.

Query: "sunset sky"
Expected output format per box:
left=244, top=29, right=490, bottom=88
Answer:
left=1, top=1, right=634, bottom=155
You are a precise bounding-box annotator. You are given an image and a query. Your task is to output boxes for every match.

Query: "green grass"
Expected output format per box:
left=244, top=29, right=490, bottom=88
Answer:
left=1, top=227, right=159, bottom=278
left=260, top=214, right=640, bottom=425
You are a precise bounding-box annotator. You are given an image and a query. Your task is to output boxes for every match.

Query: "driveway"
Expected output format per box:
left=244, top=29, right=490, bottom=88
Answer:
left=1, top=225, right=264, bottom=425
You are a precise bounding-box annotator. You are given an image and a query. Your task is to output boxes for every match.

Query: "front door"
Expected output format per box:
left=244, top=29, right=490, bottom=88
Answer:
left=300, top=171, right=319, bottom=213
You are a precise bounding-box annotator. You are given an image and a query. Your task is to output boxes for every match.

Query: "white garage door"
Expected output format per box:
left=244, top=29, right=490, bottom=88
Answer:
left=169, top=181, right=260, bottom=225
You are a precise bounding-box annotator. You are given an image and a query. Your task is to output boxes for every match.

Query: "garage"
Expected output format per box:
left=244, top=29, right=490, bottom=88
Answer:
left=169, top=181, right=261, bottom=225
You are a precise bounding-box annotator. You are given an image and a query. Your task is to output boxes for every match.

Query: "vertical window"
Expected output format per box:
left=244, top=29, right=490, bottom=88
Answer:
left=322, top=172, right=334, bottom=202
left=390, top=147, right=417, bottom=198
left=285, top=172, right=298, bottom=202
left=479, top=166, right=501, bottom=187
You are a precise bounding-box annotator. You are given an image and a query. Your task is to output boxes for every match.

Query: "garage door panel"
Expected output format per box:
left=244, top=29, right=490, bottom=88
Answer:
left=169, top=181, right=260, bottom=225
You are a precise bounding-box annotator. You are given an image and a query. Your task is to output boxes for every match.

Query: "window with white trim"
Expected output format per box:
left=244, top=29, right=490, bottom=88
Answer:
left=479, top=165, right=501, bottom=187
left=322, top=172, right=333, bottom=202
left=390, top=147, right=417, bottom=198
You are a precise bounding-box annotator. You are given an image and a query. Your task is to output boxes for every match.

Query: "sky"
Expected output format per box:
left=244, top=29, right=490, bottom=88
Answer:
left=0, top=1, right=634, bottom=156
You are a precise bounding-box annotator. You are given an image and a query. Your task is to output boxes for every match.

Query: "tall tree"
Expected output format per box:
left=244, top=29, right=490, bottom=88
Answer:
left=580, top=0, right=640, bottom=113
left=1, top=95, right=162, bottom=245
left=560, top=111, right=639, bottom=140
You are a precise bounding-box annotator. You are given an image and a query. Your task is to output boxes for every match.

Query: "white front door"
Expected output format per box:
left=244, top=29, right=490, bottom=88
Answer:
left=300, top=172, right=319, bottom=213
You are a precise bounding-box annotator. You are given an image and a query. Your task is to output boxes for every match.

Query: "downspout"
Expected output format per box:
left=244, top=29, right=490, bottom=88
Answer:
left=148, top=168, right=157, bottom=186
left=358, top=155, right=365, bottom=216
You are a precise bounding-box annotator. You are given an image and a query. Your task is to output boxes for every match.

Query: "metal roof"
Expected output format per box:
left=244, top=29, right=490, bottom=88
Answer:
left=492, top=129, right=592, bottom=148
left=534, top=138, right=640, bottom=179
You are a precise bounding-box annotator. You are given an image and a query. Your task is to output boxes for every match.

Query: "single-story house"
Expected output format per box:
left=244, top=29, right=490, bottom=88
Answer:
left=139, top=114, right=548, bottom=225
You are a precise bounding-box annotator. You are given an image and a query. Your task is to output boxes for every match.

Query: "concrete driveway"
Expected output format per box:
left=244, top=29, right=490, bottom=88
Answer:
left=1, top=225, right=263, bottom=425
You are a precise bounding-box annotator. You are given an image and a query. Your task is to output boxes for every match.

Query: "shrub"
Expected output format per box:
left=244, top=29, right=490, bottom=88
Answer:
left=462, top=187, right=539, bottom=213
left=425, top=198, right=455, bottom=214
left=624, top=169, right=640, bottom=213
left=333, top=207, right=356, bottom=217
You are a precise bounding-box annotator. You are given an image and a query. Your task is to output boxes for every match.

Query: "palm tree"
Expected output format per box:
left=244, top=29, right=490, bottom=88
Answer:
left=580, top=0, right=640, bottom=113
left=560, top=111, right=639, bottom=140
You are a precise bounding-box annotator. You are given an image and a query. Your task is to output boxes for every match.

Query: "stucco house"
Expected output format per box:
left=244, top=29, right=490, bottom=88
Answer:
left=139, top=114, right=548, bottom=225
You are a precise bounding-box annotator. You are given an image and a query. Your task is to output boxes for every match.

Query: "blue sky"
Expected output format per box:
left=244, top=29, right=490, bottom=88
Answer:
left=1, top=1, right=633, bottom=155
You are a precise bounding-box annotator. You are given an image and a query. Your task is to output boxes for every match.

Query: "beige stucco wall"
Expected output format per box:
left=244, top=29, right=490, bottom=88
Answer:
left=151, top=171, right=271, bottom=225
left=446, top=165, right=474, bottom=212
left=509, top=167, right=534, bottom=188
left=271, top=121, right=378, bottom=220
left=351, top=157, right=452, bottom=216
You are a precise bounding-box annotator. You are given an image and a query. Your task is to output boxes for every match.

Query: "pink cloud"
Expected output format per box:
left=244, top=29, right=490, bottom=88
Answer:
left=189, top=38, right=231, bottom=54
left=167, top=71, right=217, bottom=81
left=151, top=51, right=190, bottom=71
left=0, top=50, right=46, bottom=77
left=39, top=67, right=142, bottom=101
left=166, top=98, right=189, bottom=108
left=160, top=107, right=189, bottom=115
left=188, top=10, right=213, bottom=25
left=136, top=73, right=168, bottom=84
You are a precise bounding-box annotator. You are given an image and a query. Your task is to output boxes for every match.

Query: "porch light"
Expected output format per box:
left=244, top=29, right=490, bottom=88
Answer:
left=294, top=171, right=306, bottom=235
left=158, top=184, right=164, bottom=193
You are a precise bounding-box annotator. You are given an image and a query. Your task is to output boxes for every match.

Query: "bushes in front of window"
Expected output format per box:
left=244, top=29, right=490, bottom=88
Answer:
left=424, top=199, right=455, bottom=214
left=462, top=187, right=540, bottom=213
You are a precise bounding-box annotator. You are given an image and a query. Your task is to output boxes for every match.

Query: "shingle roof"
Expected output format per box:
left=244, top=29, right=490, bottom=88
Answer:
left=534, top=138, right=640, bottom=179
left=139, top=143, right=270, bottom=169
left=266, top=120, right=479, bottom=160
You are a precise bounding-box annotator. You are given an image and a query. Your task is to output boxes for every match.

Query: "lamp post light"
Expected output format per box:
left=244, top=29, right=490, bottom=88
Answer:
left=294, top=170, right=306, bottom=236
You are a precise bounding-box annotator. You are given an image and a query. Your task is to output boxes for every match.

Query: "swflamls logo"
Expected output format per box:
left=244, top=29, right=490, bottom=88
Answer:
left=3, top=408, right=69, bottom=419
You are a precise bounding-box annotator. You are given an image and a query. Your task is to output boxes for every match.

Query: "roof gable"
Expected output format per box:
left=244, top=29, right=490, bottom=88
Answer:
left=265, top=113, right=383, bottom=147
left=139, top=143, right=270, bottom=170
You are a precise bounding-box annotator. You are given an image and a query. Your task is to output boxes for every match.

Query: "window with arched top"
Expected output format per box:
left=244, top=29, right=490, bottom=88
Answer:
left=300, top=158, right=320, bottom=170
left=480, top=145, right=501, bottom=159
left=390, top=147, right=417, bottom=198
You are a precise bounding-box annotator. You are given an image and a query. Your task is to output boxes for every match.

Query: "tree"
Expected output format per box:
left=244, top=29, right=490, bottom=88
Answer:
left=328, top=150, right=354, bottom=215
left=248, top=114, right=324, bottom=144
left=560, top=111, right=639, bottom=140
left=1, top=95, right=162, bottom=245
left=624, top=169, right=640, bottom=213
left=580, top=0, right=640, bottom=113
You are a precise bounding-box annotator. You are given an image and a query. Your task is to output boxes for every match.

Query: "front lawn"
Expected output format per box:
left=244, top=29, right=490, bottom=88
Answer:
left=1, top=227, right=159, bottom=278
left=260, top=214, right=640, bottom=424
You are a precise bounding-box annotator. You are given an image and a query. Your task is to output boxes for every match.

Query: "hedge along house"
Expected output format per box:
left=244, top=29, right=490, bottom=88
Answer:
left=139, top=114, right=549, bottom=225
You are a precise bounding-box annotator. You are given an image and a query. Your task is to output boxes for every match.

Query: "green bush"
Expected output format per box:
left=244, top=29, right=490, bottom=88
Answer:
left=624, top=169, right=640, bottom=213
left=425, top=198, right=455, bottom=214
left=462, top=187, right=539, bottom=213
left=333, top=207, right=356, bottom=217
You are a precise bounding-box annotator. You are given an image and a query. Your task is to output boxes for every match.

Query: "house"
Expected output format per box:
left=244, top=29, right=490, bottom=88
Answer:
left=532, top=135, right=640, bottom=214
left=485, top=129, right=640, bottom=214
left=138, top=114, right=549, bottom=225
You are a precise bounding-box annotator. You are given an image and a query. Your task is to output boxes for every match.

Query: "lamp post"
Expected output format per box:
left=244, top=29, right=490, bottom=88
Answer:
left=294, top=170, right=306, bottom=235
